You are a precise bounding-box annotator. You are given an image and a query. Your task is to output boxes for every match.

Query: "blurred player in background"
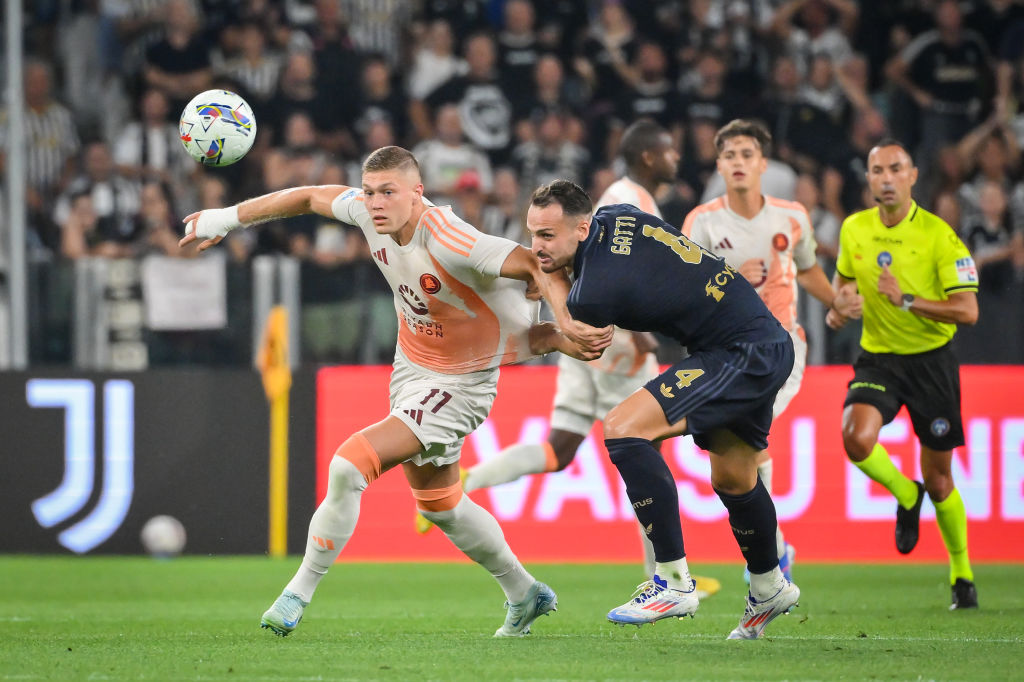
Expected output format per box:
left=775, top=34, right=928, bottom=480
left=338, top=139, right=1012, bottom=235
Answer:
left=526, top=179, right=797, bottom=639
left=179, top=146, right=611, bottom=638
left=682, top=119, right=862, bottom=583
left=827, top=141, right=980, bottom=610
left=431, top=119, right=720, bottom=598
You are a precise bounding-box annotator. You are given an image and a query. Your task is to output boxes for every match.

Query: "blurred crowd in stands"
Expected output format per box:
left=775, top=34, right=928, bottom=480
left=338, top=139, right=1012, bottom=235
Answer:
left=2, top=0, right=1024, bottom=364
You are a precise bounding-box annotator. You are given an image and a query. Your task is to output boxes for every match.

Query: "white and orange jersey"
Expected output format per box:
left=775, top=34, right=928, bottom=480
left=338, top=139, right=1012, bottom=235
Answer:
left=331, top=187, right=540, bottom=374
left=682, top=194, right=818, bottom=333
left=596, top=176, right=662, bottom=219
left=589, top=177, right=661, bottom=374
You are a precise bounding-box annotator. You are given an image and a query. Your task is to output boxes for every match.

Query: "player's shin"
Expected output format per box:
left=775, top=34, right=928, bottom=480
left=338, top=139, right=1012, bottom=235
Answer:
left=419, top=493, right=535, bottom=603
left=934, top=488, right=973, bottom=584
left=285, top=437, right=378, bottom=601
left=716, top=478, right=784, bottom=599
left=606, top=437, right=689, bottom=588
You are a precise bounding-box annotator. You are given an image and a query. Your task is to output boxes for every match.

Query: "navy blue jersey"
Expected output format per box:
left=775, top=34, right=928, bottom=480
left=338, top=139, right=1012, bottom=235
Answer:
left=568, top=204, right=786, bottom=351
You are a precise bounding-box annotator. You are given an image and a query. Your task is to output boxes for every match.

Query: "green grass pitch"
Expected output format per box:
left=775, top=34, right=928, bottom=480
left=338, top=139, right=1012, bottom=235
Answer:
left=1, top=557, right=1022, bottom=681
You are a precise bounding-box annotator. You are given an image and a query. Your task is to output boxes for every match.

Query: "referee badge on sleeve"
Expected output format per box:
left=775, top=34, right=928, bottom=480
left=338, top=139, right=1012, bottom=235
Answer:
left=955, top=257, right=978, bottom=283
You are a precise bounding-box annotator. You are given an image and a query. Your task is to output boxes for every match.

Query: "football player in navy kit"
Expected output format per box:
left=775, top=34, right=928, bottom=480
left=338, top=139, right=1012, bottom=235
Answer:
left=526, top=179, right=800, bottom=640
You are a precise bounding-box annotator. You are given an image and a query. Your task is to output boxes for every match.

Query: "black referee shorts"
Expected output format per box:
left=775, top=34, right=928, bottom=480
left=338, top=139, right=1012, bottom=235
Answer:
left=843, top=343, right=965, bottom=450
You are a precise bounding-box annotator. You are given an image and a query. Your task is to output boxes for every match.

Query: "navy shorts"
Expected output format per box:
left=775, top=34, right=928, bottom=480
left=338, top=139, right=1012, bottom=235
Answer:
left=645, top=338, right=795, bottom=451
left=843, top=343, right=965, bottom=450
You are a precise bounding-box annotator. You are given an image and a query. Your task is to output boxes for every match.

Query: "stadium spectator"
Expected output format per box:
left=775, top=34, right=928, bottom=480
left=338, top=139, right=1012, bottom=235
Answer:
left=142, top=0, right=213, bottom=117
left=511, top=109, right=590, bottom=194
left=406, top=19, right=466, bottom=101
left=609, top=41, right=686, bottom=160
left=679, top=50, right=745, bottom=130
left=110, top=88, right=191, bottom=188
left=953, top=113, right=1021, bottom=228
left=495, top=0, right=540, bottom=103
left=303, top=0, right=362, bottom=154
left=771, top=0, right=857, bottom=73
left=215, top=20, right=282, bottom=105
left=963, top=180, right=1023, bottom=294
left=479, top=166, right=525, bottom=243
left=412, top=103, right=493, bottom=208
left=353, top=54, right=410, bottom=146
left=510, top=53, right=588, bottom=135
left=419, top=32, right=513, bottom=164
left=178, top=145, right=610, bottom=639
left=53, top=141, right=141, bottom=250
left=340, top=0, right=412, bottom=67
left=827, top=140, right=980, bottom=611
left=885, top=0, right=994, bottom=184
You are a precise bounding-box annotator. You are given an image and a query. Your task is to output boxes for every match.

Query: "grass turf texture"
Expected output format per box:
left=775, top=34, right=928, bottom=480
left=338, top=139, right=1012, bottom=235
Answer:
left=1, top=558, right=1021, bottom=681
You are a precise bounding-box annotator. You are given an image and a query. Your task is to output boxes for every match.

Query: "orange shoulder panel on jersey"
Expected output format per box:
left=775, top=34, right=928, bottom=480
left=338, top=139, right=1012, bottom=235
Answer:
left=628, top=179, right=658, bottom=215
left=421, top=207, right=476, bottom=257
left=766, top=196, right=810, bottom=220
left=681, top=196, right=726, bottom=236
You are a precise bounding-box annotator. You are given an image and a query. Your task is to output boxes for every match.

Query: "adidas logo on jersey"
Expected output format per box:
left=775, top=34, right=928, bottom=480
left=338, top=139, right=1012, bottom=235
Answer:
left=715, top=237, right=734, bottom=250
left=372, top=248, right=388, bottom=265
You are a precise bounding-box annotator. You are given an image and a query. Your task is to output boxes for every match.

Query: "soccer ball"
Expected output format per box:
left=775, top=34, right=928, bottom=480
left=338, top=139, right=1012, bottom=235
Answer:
left=179, top=89, right=257, bottom=166
left=140, top=515, right=187, bottom=558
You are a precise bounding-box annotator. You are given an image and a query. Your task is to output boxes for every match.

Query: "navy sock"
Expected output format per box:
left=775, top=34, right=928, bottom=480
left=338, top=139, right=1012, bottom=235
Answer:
left=715, top=477, right=779, bottom=574
left=605, top=437, right=685, bottom=562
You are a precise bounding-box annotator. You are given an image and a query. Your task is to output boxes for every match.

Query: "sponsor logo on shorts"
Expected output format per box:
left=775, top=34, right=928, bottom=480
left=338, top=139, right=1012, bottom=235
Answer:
left=633, top=497, right=653, bottom=509
left=931, top=418, right=951, bottom=437
left=877, top=251, right=892, bottom=267
left=419, top=273, right=442, bottom=294
left=850, top=381, right=886, bottom=392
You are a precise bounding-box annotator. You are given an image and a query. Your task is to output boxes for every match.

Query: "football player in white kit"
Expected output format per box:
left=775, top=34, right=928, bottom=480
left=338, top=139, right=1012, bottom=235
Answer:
left=430, top=120, right=719, bottom=598
left=682, top=119, right=862, bottom=581
left=179, top=146, right=612, bottom=638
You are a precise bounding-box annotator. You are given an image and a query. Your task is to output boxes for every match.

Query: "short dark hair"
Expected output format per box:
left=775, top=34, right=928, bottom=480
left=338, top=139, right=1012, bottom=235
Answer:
left=714, top=118, right=772, bottom=156
left=872, top=138, right=914, bottom=162
left=362, top=145, right=420, bottom=175
left=530, top=179, right=593, bottom=216
left=619, top=119, right=668, bottom=169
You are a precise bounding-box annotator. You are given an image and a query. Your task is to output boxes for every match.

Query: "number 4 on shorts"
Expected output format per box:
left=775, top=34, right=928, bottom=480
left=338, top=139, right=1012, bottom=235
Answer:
left=673, top=369, right=704, bottom=388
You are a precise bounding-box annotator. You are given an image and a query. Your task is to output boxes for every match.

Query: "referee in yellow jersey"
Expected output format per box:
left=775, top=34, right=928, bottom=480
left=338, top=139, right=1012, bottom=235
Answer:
left=827, top=140, right=980, bottom=610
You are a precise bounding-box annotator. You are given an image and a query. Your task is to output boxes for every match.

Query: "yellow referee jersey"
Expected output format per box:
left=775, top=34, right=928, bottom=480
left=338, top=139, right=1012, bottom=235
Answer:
left=836, top=201, right=978, bottom=354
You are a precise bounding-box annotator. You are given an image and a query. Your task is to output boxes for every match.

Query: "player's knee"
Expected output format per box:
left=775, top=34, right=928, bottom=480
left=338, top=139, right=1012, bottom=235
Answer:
left=603, top=404, right=639, bottom=439
left=923, top=469, right=954, bottom=502
left=841, top=423, right=875, bottom=462
left=327, top=455, right=369, bottom=498
left=413, top=482, right=464, bottom=529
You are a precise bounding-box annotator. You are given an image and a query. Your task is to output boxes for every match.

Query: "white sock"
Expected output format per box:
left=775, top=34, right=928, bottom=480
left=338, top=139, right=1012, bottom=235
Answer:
left=284, top=456, right=367, bottom=602
left=465, top=443, right=548, bottom=492
left=638, top=520, right=656, bottom=578
left=654, top=558, right=692, bottom=591
left=749, top=567, right=786, bottom=601
left=421, top=495, right=535, bottom=603
left=758, top=457, right=787, bottom=558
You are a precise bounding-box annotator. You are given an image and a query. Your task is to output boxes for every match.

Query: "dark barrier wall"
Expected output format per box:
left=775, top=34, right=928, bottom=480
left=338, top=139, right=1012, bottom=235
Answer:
left=1, top=370, right=316, bottom=555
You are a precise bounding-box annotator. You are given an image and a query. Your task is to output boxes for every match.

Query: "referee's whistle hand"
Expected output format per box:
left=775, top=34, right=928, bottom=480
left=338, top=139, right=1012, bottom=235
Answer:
left=877, top=264, right=903, bottom=305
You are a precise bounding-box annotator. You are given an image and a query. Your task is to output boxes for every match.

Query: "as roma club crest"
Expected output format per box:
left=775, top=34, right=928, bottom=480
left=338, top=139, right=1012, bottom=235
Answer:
left=772, top=233, right=789, bottom=251
left=420, top=273, right=442, bottom=294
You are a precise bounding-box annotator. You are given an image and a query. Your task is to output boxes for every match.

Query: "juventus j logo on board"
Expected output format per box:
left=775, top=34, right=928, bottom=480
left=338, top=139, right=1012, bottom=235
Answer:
left=27, top=379, right=135, bottom=553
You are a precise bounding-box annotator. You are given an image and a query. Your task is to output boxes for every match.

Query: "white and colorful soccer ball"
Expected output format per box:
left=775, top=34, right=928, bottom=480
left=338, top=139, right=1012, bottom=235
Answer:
left=179, top=89, right=257, bottom=166
left=140, top=515, right=187, bottom=558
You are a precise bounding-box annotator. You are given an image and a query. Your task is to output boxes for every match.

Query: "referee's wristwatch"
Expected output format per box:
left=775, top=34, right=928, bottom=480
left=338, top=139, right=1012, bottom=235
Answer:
left=900, top=293, right=915, bottom=311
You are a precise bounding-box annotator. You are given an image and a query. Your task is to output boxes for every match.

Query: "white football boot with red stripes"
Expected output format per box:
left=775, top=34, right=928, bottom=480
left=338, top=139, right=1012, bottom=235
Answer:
left=606, top=575, right=699, bottom=626
left=727, top=580, right=800, bottom=639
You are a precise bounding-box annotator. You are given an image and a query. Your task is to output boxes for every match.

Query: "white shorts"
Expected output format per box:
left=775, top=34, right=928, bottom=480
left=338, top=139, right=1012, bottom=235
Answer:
left=772, top=327, right=808, bottom=418
left=389, top=349, right=498, bottom=467
left=550, top=352, right=661, bottom=435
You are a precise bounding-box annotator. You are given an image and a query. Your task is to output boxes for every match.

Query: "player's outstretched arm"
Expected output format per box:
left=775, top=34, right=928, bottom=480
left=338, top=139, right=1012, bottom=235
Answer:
left=498, top=245, right=613, bottom=353
left=827, top=274, right=860, bottom=330
left=179, top=184, right=352, bottom=252
left=799, top=263, right=862, bottom=318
